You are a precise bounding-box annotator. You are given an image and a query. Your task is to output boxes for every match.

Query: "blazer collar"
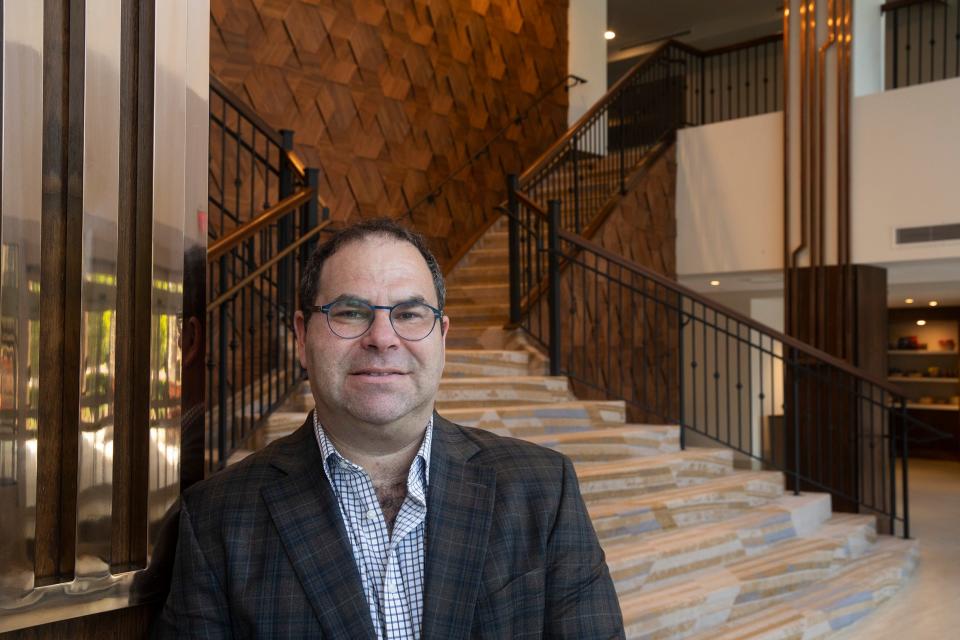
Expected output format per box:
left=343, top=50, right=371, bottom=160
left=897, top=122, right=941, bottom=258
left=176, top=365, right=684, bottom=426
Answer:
left=421, top=413, right=497, bottom=640
left=261, top=412, right=497, bottom=640
left=261, top=415, right=377, bottom=640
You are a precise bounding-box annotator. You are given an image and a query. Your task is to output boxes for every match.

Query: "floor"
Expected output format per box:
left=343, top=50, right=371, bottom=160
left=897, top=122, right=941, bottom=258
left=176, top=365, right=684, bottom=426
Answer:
left=838, top=458, right=960, bottom=639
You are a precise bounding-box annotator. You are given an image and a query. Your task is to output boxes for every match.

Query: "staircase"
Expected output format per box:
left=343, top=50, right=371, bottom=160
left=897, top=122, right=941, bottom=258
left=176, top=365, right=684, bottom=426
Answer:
left=234, top=222, right=918, bottom=639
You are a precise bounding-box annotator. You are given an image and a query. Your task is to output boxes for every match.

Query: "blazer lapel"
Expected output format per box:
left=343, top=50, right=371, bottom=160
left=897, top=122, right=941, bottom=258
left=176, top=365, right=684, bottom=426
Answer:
left=260, top=417, right=376, bottom=640
left=421, top=415, right=497, bottom=640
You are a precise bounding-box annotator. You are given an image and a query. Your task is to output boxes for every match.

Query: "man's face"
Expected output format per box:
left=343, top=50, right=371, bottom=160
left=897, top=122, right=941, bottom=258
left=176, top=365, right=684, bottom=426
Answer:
left=294, top=235, right=448, bottom=428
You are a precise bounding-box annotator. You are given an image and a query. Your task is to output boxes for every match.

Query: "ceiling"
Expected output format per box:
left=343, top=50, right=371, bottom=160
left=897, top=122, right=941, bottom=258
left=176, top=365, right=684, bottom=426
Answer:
left=606, top=0, right=783, bottom=60
left=679, top=258, right=960, bottom=309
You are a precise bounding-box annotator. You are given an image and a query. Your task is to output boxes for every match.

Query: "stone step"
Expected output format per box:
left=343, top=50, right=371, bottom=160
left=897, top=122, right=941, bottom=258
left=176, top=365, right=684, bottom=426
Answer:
left=445, top=283, right=510, bottom=304
left=587, top=470, right=786, bottom=543
left=443, top=302, right=510, bottom=324
left=460, top=247, right=508, bottom=268
left=522, top=424, right=679, bottom=460
left=434, top=375, right=575, bottom=409
left=447, top=264, right=509, bottom=285
left=444, top=325, right=519, bottom=349
left=480, top=230, right=508, bottom=247
left=284, top=376, right=575, bottom=413
left=686, top=537, right=918, bottom=640
left=443, top=349, right=546, bottom=377
left=619, top=515, right=881, bottom=639
left=604, top=493, right=833, bottom=596
left=442, top=399, right=627, bottom=434
left=574, top=448, right=734, bottom=502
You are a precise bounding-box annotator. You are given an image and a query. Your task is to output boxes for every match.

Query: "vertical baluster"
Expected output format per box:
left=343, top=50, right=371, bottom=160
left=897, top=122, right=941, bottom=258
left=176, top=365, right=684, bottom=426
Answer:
left=919, top=3, right=925, bottom=85
left=955, top=0, right=959, bottom=79
left=547, top=200, right=561, bottom=375
left=219, top=95, right=227, bottom=237
left=901, top=401, right=910, bottom=538
left=691, top=301, right=698, bottom=432
left=907, top=5, right=913, bottom=85
left=759, top=335, right=766, bottom=463
left=725, top=315, right=731, bottom=447
left=792, top=357, right=801, bottom=495
left=678, top=294, right=686, bottom=450
left=892, top=9, right=900, bottom=88
left=943, top=1, right=948, bottom=81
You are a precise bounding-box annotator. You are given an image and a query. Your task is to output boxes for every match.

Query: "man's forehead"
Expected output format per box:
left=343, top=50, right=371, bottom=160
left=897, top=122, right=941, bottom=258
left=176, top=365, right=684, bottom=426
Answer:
left=317, top=235, right=435, bottom=298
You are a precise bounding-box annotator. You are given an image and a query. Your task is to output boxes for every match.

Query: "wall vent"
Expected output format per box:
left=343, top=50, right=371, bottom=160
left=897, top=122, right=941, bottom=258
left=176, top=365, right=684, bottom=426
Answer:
left=895, top=223, right=960, bottom=245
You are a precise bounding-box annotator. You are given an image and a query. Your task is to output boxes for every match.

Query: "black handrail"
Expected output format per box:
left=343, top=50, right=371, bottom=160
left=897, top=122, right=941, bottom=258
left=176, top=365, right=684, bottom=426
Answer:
left=207, top=78, right=329, bottom=471
left=883, top=0, right=959, bottom=88
left=504, top=193, right=950, bottom=538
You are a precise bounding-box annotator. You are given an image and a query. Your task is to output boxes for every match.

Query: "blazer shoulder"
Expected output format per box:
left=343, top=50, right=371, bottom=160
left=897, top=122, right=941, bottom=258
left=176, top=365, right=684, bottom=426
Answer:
left=181, top=417, right=315, bottom=512
left=441, top=419, right=570, bottom=479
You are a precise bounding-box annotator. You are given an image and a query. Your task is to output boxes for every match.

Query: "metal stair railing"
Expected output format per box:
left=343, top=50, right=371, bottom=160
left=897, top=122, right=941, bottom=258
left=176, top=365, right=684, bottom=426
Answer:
left=206, top=77, right=331, bottom=471
left=499, top=192, right=950, bottom=539
left=883, top=0, right=960, bottom=89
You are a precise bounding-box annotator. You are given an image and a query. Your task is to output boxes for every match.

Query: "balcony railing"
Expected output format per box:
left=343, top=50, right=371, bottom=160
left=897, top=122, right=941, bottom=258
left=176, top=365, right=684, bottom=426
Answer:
left=884, top=0, right=960, bottom=88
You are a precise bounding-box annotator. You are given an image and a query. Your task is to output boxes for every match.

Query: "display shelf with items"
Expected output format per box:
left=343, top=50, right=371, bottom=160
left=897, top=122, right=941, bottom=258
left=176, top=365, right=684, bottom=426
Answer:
left=888, top=306, right=960, bottom=459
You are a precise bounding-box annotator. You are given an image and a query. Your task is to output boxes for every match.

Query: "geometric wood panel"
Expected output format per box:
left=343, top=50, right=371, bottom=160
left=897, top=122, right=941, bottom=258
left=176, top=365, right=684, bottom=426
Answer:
left=211, top=0, right=569, bottom=266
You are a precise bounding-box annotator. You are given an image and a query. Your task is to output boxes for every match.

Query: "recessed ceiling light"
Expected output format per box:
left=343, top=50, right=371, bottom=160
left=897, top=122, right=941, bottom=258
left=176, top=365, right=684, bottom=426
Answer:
left=917, top=320, right=927, bottom=326
left=929, top=300, right=939, bottom=307
left=709, top=280, right=720, bottom=286
left=604, top=30, right=616, bottom=40
left=905, top=298, right=914, bottom=304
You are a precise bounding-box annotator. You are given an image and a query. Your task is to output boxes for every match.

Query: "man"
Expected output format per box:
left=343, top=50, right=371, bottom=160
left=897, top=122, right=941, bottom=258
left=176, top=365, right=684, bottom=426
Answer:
left=158, top=219, right=624, bottom=638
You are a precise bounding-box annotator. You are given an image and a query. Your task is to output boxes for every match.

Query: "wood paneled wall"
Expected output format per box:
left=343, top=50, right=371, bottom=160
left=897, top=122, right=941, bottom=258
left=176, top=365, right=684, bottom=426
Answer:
left=589, top=146, right=677, bottom=280
left=210, top=0, right=570, bottom=265
left=570, top=146, right=678, bottom=423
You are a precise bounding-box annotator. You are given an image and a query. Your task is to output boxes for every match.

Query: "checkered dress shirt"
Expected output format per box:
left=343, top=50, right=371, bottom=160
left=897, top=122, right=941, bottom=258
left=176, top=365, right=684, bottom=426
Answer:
left=313, top=413, right=432, bottom=640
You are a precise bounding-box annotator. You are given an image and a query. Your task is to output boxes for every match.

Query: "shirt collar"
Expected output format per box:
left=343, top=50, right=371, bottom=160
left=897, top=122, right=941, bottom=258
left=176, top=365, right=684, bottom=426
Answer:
left=313, top=411, right=433, bottom=494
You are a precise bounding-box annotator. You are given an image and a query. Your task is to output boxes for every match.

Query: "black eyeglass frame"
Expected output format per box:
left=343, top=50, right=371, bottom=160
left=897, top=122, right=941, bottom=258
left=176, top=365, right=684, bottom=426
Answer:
left=309, top=299, right=444, bottom=341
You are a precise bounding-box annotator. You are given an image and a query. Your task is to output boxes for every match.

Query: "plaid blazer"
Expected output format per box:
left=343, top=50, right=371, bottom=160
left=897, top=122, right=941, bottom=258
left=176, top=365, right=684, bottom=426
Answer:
left=156, top=413, right=625, bottom=639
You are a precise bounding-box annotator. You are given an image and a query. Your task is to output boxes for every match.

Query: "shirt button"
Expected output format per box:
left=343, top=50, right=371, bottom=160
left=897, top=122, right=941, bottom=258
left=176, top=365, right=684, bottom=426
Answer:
left=386, top=580, right=396, bottom=592
left=365, top=509, right=377, bottom=521
left=338, top=460, right=350, bottom=470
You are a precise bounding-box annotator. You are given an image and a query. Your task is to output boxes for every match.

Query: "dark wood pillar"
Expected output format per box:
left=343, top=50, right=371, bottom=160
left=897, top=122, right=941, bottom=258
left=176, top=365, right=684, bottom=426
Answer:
left=783, top=264, right=888, bottom=514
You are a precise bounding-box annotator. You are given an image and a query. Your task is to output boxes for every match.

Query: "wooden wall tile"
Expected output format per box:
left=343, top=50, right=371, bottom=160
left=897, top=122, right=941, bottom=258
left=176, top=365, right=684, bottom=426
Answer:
left=211, top=0, right=569, bottom=266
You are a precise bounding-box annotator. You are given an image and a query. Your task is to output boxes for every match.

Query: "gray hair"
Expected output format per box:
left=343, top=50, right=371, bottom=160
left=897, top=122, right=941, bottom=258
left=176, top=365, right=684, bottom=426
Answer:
left=299, top=218, right=445, bottom=325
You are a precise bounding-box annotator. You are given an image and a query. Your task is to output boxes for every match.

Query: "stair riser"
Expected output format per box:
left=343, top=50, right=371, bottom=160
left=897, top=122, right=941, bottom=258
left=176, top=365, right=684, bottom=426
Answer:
left=445, top=286, right=510, bottom=305
left=443, top=362, right=540, bottom=377
left=444, top=309, right=510, bottom=324
left=447, top=267, right=509, bottom=285
left=592, top=482, right=785, bottom=543
left=443, top=402, right=627, bottom=433
left=578, top=452, right=734, bottom=502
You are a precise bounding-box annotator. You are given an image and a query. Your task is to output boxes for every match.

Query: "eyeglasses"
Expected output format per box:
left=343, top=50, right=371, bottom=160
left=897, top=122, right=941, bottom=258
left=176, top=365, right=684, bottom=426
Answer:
left=311, top=299, right=443, bottom=341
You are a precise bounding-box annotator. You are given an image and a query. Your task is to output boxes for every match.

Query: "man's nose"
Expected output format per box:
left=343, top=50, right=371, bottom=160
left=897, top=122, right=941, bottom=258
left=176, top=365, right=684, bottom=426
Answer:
left=360, top=309, right=399, bottom=350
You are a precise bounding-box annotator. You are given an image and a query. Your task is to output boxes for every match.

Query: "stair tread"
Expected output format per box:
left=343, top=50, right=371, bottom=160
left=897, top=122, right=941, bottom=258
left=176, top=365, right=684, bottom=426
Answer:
left=616, top=517, right=883, bottom=637
left=685, top=538, right=918, bottom=639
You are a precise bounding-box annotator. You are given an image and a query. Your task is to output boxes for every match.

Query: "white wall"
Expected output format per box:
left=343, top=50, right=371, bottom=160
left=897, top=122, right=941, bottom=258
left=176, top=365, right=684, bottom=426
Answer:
left=567, top=0, right=606, bottom=126
left=676, top=112, right=783, bottom=276
left=676, top=77, right=960, bottom=276
left=851, top=77, right=960, bottom=263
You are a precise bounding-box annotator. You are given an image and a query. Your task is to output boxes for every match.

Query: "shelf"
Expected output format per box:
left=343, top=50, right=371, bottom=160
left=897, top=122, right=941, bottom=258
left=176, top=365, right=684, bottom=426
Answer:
left=888, top=350, right=959, bottom=356
left=888, top=376, right=959, bottom=384
left=906, top=403, right=960, bottom=412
